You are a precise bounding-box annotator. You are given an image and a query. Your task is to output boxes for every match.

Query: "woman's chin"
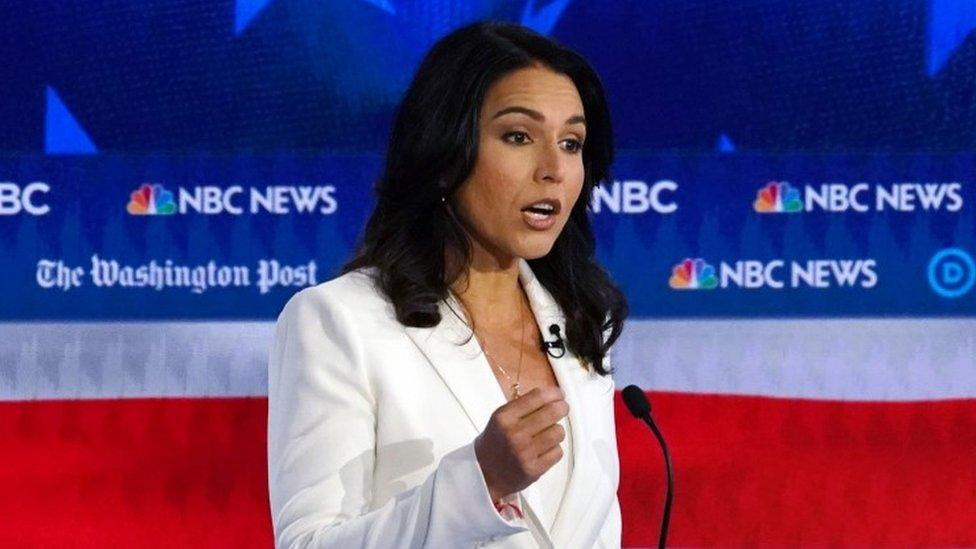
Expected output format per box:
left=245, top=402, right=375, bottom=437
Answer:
left=515, top=238, right=558, bottom=260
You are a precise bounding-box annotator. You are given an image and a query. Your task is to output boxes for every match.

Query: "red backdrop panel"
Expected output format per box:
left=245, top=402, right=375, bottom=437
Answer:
left=1, top=393, right=974, bottom=547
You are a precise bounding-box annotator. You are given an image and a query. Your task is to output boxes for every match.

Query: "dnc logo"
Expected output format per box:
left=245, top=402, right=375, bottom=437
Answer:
left=928, top=248, right=975, bottom=298
left=754, top=181, right=802, bottom=213
left=669, top=258, right=718, bottom=290
left=127, top=183, right=176, bottom=215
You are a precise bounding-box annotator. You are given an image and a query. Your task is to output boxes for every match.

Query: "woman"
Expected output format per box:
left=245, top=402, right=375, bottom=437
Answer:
left=268, top=21, right=627, bottom=548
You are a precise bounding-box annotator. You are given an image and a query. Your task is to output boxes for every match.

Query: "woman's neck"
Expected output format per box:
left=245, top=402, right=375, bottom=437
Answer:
left=449, top=247, right=525, bottom=331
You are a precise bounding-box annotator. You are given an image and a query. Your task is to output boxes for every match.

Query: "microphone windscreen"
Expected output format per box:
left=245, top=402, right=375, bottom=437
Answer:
left=622, top=384, right=652, bottom=418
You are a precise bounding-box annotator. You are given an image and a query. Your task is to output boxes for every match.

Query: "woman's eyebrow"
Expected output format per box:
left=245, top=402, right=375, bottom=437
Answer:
left=491, top=106, right=586, bottom=126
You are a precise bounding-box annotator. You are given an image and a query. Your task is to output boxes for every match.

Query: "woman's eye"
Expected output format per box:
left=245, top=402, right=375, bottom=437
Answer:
left=561, top=139, right=584, bottom=153
left=503, top=131, right=531, bottom=144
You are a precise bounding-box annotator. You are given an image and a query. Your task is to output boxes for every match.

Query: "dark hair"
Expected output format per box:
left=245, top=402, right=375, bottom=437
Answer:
left=343, top=21, right=627, bottom=375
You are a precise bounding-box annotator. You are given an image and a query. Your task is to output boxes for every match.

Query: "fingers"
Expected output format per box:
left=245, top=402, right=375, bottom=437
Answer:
left=520, top=399, right=569, bottom=436
left=505, top=385, right=564, bottom=418
left=493, top=386, right=568, bottom=439
left=531, top=422, right=566, bottom=454
left=514, top=424, right=565, bottom=479
left=535, top=442, right=564, bottom=471
left=479, top=385, right=569, bottom=497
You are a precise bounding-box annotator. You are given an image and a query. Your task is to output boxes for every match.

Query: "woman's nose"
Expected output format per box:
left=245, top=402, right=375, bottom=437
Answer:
left=533, top=141, right=566, bottom=184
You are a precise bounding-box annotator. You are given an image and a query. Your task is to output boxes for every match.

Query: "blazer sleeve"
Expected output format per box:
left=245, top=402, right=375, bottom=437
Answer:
left=267, top=286, right=529, bottom=548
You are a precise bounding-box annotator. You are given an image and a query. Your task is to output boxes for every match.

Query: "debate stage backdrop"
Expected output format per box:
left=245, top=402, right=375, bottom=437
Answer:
left=2, top=1, right=976, bottom=547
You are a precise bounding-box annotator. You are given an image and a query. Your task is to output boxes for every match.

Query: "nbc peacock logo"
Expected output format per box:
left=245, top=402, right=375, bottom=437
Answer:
left=127, top=183, right=176, bottom=215
left=669, top=258, right=719, bottom=290
left=754, top=181, right=803, bottom=213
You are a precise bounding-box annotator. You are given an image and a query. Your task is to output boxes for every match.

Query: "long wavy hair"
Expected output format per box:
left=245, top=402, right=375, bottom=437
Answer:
left=343, top=21, right=627, bottom=375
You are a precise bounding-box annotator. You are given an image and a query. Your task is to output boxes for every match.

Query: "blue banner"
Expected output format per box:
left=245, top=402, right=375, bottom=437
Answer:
left=1, top=153, right=972, bottom=320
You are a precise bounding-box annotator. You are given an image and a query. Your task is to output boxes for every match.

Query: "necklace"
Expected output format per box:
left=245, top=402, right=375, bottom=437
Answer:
left=448, top=290, right=528, bottom=400
left=480, top=299, right=527, bottom=400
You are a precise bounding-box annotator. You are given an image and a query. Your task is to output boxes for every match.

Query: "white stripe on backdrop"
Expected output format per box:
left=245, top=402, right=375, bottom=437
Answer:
left=615, top=318, right=976, bottom=401
left=0, top=321, right=273, bottom=400
left=2, top=319, right=974, bottom=401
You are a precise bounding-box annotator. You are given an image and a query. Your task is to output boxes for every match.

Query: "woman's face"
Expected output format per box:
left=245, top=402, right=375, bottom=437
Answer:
left=452, top=65, right=587, bottom=266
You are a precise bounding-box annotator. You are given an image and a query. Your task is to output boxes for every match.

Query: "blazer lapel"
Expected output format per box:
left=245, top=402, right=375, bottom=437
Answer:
left=403, top=295, right=505, bottom=437
left=519, top=259, right=614, bottom=548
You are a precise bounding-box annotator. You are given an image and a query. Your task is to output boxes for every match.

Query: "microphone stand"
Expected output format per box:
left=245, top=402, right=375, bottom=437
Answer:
left=640, top=412, right=673, bottom=549
left=622, top=385, right=674, bottom=549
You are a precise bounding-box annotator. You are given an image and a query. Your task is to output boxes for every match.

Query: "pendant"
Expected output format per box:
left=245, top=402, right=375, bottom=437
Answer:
left=512, top=383, right=520, bottom=399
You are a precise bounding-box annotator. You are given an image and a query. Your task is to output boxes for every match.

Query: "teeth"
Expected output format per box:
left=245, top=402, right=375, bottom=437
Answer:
left=530, top=203, right=555, bottom=212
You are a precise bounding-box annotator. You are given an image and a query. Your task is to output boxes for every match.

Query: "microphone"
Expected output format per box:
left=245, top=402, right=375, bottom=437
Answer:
left=622, top=385, right=673, bottom=549
left=541, top=324, right=566, bottom=358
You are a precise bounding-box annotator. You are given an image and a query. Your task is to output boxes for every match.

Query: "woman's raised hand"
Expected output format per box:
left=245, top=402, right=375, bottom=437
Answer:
left=474, top=386, right=569, bottom=502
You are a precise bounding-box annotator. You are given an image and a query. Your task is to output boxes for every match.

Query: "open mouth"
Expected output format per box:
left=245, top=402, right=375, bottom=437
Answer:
left=520, top=199, right=561, bottom=217
left=520, top=199, right=562, bottom=230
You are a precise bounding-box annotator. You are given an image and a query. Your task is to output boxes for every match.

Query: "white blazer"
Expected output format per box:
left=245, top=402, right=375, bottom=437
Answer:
left=267, top=258, right=622, bottom=548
